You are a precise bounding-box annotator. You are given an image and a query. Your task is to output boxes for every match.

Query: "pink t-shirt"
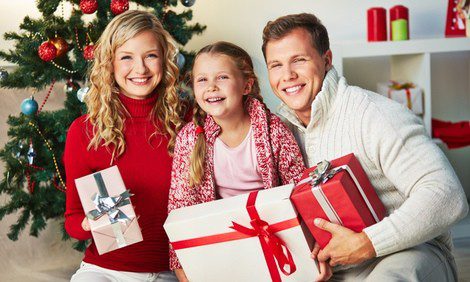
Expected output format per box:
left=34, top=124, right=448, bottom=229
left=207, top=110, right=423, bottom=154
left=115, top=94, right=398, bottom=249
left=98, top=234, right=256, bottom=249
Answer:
left=213, top=126, right=265, bottom=199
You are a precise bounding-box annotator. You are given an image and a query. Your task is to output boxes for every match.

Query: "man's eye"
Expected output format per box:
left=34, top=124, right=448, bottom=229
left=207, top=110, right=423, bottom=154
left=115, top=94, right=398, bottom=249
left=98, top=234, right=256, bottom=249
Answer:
left=294, top=58, right=306, bottom=63
left=269, top=64, right=281, bottom=69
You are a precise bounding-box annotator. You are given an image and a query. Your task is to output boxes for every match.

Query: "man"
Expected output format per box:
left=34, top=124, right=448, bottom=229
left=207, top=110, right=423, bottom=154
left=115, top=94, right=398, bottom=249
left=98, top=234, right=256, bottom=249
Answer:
left=262, top=13, right=468, bottom=281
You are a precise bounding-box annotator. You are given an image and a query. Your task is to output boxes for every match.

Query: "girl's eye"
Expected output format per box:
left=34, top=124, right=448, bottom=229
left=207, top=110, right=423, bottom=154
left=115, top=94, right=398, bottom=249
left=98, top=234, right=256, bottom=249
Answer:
left=121, top=55, right=132, bottom=60
left=196, top=77, right=207, bottom=83
left=218, top=75, right=229, bottom=80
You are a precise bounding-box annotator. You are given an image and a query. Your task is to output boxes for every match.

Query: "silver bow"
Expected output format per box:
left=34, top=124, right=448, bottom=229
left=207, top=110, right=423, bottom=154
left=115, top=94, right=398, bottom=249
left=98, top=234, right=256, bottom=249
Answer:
left=87, top=190, right=133, bottom=224
left=309, top=160, right=343, bottom=186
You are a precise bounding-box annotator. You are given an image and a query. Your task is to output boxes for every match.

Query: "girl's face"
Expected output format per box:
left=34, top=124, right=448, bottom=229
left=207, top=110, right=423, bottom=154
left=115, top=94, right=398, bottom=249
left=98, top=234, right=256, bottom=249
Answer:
left=193, top=53, right=251, bottom=122
left=113, top=30, right=163, bottom=100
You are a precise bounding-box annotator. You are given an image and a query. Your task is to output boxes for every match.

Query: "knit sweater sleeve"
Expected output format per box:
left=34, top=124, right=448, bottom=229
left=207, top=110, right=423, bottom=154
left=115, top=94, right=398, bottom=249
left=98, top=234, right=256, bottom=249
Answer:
left=269, top=113, right=306, bottom=184
left=168, top=124, right=197, bottom=270
left=63, top=117, right=93, bottom=241
left=360, top=96, right=469, bottom=257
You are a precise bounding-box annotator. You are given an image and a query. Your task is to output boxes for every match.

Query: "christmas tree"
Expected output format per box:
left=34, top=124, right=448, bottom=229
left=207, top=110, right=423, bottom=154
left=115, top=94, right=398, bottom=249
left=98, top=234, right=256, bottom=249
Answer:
left=0, top=0, right=205, bottom=250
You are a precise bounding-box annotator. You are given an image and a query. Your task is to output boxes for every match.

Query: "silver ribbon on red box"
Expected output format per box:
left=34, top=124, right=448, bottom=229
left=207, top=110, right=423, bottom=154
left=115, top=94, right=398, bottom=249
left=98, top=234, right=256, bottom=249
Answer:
left=297, top=160, right=380, bottom=225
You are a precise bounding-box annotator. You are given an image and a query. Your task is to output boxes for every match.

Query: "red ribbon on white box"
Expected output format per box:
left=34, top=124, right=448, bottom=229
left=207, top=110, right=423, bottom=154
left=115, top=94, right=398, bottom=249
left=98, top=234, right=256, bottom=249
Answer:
left=297, top=162, right=380, bottom=225
left=170, top=191, right=297, bottom=282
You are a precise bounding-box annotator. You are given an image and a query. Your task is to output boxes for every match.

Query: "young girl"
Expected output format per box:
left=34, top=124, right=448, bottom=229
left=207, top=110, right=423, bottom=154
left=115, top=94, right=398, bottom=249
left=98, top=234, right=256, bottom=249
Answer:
left=167, top=42, right=306, bottom=281
left=64, top=10, right=184, bottom=281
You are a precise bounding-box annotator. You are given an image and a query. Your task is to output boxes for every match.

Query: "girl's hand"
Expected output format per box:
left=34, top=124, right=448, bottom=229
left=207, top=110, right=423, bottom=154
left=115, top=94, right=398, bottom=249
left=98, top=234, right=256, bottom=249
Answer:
left=175, top=268, right=189, bottom=282
left=81, top=217, right=90, bottom=231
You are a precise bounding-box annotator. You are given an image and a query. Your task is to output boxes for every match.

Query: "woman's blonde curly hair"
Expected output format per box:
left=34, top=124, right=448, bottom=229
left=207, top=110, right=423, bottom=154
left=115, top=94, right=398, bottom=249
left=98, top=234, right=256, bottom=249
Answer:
left=85, top=10, right=184, bottom=159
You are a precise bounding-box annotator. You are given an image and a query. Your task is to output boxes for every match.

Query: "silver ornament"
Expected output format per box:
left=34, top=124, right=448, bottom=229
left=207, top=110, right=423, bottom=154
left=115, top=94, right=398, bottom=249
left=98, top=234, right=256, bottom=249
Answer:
left=181, top=0, right=195, bottom=7
left=0, top=68, right=8, bottom=81
left=15, top=142, right=24, bottom=158
left=27, top=144, right=36, bottom=165
left=176, top=52, right=185, bottom=70
left=77, top=86, right=89, bottom=102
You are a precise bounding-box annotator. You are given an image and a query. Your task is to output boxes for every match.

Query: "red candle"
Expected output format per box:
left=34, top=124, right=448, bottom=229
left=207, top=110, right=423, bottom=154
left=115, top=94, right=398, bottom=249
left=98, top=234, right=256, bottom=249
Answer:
left=389, top=5, right=409, bottom=40
left=367, top=7, right=387, bottom=42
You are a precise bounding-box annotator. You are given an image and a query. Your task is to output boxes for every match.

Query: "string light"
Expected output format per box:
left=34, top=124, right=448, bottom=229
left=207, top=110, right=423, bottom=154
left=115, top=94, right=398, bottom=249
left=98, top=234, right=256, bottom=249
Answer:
left=50, top=60, right=78, bottom=74
left=37, top=79, right=56, bottom=114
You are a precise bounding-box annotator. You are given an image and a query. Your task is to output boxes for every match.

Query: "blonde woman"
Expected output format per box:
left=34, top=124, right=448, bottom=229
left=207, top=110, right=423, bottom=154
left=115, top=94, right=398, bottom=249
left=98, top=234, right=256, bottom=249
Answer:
left=64, top=10, right=184, bottom=281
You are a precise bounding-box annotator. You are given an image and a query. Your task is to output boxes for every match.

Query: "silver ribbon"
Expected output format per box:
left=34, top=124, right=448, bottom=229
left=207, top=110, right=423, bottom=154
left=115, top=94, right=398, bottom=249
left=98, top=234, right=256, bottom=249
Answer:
left=87, top=190, right=133, bottom=224
left=298, top=160, right=380, bottom=224
left=86, top=172, right=133, bottom=248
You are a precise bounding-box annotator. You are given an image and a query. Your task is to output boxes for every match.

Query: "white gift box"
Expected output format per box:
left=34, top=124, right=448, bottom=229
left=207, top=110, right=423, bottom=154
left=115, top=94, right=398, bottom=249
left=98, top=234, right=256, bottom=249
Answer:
left=377, top=82, right=424, bottom=114
left=164, top=184, right=319, bottom=282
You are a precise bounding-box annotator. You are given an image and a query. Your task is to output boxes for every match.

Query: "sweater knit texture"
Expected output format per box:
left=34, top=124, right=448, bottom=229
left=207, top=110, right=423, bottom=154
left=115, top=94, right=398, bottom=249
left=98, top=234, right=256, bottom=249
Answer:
left=168, top=97, right=306, bottom=270
left=278, top=68, right=469, bottom=271
left=64, top=93, right=173, bottom=272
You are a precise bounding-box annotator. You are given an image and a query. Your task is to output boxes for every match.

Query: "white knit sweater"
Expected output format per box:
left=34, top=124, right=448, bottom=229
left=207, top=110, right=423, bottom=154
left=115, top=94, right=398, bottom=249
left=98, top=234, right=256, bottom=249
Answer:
left=278, top=68, right=468, bottom=263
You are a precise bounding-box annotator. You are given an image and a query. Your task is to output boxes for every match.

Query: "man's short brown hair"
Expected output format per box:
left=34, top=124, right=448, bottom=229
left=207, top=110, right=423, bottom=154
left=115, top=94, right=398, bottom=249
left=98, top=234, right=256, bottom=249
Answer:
left=262, top=13, right=330, bottom=59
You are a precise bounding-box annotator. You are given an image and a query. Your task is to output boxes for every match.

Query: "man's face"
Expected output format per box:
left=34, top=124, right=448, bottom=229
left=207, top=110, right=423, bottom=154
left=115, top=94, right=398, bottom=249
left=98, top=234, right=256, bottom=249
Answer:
left=265, top=28, right=332, bottom=125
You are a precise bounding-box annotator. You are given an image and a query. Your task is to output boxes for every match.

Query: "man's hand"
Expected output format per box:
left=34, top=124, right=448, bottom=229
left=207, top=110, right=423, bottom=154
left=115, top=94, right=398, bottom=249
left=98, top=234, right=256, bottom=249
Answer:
left=314, top=218, right=376, bottom=267
left=310, top=242, right=332, bottom=281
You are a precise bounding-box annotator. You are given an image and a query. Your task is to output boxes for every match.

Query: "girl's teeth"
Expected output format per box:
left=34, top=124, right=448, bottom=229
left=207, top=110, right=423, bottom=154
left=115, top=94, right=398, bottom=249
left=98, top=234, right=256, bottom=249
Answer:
left=207, top=97, right=224, bottom=102
left=286, top=85, right=301, bottom=93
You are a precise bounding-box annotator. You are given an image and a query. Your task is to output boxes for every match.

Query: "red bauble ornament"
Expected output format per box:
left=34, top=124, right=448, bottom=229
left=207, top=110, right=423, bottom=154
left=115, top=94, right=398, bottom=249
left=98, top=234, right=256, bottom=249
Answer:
left=50, top=36, right=69, bottom=57
left=83, top=44, right=95, bottom=61
left=110, top=0, right=129, bottom=15
left=80, top=0, right=98, bottom=14
left=38, top=41, right=57, bottom=62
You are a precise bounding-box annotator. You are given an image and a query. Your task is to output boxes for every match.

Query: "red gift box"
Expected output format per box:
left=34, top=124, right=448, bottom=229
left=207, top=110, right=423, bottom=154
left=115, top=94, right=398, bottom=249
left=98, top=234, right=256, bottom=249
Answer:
left=291, top=153, right=387, bottom=248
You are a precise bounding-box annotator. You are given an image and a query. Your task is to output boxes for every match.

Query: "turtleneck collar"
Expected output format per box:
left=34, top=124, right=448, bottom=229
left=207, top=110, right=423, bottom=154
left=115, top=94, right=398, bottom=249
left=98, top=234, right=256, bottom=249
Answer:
left=278, top=67, right=340, bottom=130
left=118, top=93, right=158, bottom=118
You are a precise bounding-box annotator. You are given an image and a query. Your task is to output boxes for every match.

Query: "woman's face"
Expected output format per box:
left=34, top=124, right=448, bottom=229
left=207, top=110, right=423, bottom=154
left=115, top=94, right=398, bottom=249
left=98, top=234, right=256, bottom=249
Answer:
left=113, top=30, right=163, bottom=100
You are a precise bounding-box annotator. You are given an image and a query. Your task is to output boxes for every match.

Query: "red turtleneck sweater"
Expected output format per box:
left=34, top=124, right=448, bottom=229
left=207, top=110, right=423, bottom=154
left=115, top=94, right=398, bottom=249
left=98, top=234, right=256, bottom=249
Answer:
left=64, top=93, right=173, bottom=272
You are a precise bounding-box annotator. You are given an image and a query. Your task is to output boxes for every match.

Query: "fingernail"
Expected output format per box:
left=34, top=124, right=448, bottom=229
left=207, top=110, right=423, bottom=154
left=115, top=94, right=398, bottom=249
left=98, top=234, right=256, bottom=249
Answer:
left=314, top=218, right=321, bottom=226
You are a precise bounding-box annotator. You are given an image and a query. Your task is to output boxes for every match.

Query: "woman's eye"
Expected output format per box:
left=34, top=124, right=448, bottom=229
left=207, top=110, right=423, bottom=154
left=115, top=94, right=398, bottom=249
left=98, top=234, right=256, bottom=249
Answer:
left=121, top=55, right=132, bottom=60
left=147, top=54, right=158, bottom=58
left=218, top=75, right=229, bottom=80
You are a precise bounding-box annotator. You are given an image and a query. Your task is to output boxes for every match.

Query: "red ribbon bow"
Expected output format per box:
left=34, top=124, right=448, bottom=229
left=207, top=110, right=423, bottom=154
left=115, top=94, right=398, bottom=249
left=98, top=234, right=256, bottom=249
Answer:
left=230, top=191, right=296, bottom=282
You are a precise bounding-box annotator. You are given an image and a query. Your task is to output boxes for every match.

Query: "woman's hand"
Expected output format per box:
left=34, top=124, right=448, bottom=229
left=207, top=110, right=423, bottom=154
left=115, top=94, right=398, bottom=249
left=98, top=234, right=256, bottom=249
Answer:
left=175, top=268, right=189, bottom=282
left=81, top=217, right=90, bottom=231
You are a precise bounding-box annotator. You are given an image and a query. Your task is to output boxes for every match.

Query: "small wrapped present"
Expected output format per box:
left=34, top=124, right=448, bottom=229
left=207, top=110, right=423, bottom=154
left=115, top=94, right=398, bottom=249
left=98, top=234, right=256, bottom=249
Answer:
left=164, top=184, right=319, bottom=282
left=75, top=166, right=143, bottom=255
left=377, top=81, right=424, bottom=114
left=291, top=154, right=387, bottom=249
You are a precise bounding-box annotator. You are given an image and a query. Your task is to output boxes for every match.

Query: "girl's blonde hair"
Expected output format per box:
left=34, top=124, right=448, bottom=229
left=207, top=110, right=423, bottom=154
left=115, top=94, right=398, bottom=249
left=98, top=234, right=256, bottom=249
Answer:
left=189, top=41, right=263, bottom=186
left=85, top=10, right=184, bottom=159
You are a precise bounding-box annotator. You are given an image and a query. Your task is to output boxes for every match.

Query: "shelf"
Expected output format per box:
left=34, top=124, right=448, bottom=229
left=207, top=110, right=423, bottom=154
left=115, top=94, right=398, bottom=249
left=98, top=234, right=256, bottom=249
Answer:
left=331, top=37, right=470, bottom=59
left=330, top=37, right=470, bottom=138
